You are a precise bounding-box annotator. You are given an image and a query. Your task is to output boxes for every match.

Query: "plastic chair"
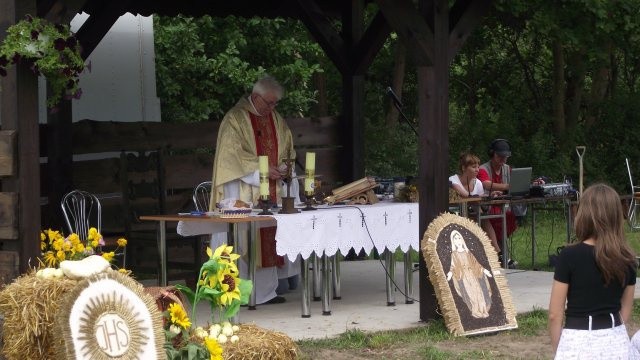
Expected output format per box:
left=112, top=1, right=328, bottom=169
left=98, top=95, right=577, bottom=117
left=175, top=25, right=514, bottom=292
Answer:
left=192, top=181, right=212, bottom=212
left=625, top=158, right=640, bottom=231
left=61, top=190, right=101, bottom=241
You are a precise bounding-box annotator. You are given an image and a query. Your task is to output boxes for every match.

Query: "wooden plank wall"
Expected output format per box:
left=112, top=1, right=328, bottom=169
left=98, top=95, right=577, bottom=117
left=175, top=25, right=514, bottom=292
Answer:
left=37, top=117, right=341, bottom=232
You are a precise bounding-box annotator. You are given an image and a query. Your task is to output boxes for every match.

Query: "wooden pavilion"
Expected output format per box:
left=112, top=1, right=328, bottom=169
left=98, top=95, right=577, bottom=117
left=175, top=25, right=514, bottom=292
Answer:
left=0, top=0, right=492, bottom=321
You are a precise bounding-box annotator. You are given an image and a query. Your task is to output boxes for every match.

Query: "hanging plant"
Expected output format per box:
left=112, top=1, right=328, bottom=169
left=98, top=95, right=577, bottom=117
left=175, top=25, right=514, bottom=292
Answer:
left=0, top=14, right=84, bottom=108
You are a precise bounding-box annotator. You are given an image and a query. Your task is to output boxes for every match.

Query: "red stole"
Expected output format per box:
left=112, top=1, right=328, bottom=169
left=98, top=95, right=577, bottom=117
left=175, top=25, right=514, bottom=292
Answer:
left=250, top=112, right=284, bottom=268
left=250, top=112, right=278, bottom=201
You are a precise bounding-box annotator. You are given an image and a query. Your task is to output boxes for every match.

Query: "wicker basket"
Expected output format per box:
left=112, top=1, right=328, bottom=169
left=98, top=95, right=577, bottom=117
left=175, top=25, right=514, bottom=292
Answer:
left=220, top=208, right=252, bottom=218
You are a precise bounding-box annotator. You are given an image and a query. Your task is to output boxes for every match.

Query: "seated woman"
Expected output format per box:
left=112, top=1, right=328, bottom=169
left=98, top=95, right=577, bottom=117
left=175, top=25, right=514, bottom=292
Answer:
left=449, top=152, right=501, bottom=255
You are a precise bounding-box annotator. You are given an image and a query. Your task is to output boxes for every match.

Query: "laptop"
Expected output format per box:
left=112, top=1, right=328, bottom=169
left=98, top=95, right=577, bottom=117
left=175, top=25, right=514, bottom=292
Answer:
left=508, top=167, right=533, bottom=197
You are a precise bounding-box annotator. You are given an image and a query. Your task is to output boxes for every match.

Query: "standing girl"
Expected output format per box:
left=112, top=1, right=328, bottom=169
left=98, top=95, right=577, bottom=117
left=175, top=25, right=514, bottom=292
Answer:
left=549, top=183, right=637, bottom=359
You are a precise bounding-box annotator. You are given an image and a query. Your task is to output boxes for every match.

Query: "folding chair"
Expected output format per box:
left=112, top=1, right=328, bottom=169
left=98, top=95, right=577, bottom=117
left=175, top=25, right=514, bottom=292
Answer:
left=61, top=189, right=102, bottom=241
left=625, top=158, right=640, bottom=231
left=61, top=189, right=127, bottom=267
left=192, top=181, right=212, bottom=212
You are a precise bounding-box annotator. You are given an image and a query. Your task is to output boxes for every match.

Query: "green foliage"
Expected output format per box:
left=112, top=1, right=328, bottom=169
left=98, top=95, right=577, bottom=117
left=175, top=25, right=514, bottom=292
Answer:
left=0, top=15, right=84, bottom=108
left=154, top=15, right=323, bottom=123
left=152, top=3, right=640, bottom=191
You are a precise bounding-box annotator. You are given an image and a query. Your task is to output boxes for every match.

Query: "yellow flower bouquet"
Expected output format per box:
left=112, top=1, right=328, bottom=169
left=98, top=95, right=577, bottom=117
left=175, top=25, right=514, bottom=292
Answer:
left=163, top=244, right=252, bottom=360
left=40, top=227, right=127, bottom=268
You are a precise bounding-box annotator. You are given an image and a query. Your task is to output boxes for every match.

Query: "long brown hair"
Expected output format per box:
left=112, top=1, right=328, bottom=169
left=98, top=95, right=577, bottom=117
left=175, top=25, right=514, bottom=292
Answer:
left=574, top=183, right=637, bottom=286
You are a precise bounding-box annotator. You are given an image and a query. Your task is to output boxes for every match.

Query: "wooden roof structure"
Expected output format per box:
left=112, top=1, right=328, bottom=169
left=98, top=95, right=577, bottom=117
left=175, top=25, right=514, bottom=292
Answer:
left=0, top=0, right=492, bottom=321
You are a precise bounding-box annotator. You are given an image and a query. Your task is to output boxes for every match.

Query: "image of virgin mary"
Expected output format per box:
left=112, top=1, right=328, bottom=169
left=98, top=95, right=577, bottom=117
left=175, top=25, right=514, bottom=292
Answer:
left=446, top=230, right=493, bottom=318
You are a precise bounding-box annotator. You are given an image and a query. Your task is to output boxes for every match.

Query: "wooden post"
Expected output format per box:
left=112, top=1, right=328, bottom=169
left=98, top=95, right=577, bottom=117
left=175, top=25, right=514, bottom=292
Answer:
left=0, top=0, right=42, bottom=273
left=418, top=0, right=450, bottom=322
left=340, top=0, right=365, bottom=183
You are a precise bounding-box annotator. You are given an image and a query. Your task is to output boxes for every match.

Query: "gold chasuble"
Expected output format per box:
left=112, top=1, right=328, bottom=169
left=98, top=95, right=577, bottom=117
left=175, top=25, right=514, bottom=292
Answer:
left=211, top=96, right=296, bottom=268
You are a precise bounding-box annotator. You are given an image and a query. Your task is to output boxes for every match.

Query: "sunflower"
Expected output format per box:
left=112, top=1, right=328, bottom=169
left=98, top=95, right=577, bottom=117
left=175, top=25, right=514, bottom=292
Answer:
left=217, top=268, right=241, bottom=306
left=168, top=302, right=191, bottom=329
left=43, top=251, right=57, bottom=267
left=204, top=336, right=223, bottom=360
left=210, top=245, right=241, bottom=263
left=208, top=245, right=240, bottom=273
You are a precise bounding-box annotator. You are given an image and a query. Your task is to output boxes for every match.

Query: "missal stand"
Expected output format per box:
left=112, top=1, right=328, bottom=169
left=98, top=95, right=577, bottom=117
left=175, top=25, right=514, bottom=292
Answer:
left=323, top=177, right=379, bottom=205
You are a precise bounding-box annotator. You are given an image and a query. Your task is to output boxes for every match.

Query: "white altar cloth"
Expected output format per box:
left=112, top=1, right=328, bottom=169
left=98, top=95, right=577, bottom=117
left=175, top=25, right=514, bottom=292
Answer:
left=274, top=202, right=419, bottom=260
left=176, top=202, right=419, bottom=260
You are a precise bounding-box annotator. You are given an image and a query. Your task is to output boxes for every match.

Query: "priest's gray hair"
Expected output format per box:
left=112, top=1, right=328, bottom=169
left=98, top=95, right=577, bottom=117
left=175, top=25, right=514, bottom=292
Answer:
left=253, top=75, right=284, bottom=100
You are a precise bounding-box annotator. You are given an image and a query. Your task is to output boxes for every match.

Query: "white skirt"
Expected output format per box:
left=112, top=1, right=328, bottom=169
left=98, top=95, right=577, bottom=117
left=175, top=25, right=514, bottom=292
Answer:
left=555, top=324, right=629, bottom=359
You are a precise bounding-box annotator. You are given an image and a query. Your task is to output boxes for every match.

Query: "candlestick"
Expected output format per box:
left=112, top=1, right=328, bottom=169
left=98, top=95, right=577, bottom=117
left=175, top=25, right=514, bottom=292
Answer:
left=259, top=155, right=269, bottom=197
left=305, top=152, right=316, bottom=193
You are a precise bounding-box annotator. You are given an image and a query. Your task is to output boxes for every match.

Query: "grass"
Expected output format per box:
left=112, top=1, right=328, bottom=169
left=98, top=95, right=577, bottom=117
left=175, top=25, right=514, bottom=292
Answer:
left=295, top=308, right=550, bottom=359
left=296, top=301, right=638, bottom=359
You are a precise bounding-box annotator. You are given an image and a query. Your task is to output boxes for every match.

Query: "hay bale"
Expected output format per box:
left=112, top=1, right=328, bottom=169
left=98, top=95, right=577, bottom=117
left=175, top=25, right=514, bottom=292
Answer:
left=223, top=324, right=298, bottom=360
left=0, top=272, right=78, bottom=360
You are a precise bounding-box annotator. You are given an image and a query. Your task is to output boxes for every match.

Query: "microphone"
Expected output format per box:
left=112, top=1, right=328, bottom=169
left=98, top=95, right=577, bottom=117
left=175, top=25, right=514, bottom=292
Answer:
left=386, top=86, right=403, bottom=108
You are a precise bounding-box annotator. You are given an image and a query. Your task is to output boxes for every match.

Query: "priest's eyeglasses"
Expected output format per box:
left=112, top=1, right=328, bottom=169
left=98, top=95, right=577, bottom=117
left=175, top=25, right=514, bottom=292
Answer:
left=257, top=93, right=279, bottom=108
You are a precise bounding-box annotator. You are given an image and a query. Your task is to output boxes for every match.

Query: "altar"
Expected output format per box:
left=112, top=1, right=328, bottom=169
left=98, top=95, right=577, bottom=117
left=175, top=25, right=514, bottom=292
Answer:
left=162, top=201, right=420, bottom=317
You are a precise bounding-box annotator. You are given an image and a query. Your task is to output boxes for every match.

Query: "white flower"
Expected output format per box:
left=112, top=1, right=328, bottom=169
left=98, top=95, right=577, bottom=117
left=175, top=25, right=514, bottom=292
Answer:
left=169, top=324, right=181, bottom=335
left=222, top=326, right=234, bottom=337
left=209, top=326, right=221, bottom=338
left=221, top=321, right=232, bottom=329
left=194, top=327, right=208, bottom=339
left=217, top=334, right=228, bottom=344
left=232, top=325, right=239, bottom=332
left=38, top=34, right=49, bottom=44
left=230, top=335, right=239, bottom=343
left=24, top=43, right=38, bottom=54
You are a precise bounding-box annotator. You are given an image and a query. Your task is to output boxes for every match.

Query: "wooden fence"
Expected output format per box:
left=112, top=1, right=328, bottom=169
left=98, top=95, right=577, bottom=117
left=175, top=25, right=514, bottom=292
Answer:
left=36, top=117, right=342, bottom=234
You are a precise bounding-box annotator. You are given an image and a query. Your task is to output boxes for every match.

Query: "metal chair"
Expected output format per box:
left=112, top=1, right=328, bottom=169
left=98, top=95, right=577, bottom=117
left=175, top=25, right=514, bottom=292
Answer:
left=61, top=189, right=126, bottom=267
left=61, top=190, right=102, bottom=241
left=192, top=181, right=212, bottom=212
left=625, top=158, right=640, bottom=231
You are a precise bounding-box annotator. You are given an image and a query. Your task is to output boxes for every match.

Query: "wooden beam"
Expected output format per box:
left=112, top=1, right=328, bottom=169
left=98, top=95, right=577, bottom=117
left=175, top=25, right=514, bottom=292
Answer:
left=376, top=0, right=435, bottom=63
left=0, top=0, right=41, bottom=273
left=293, top=0, right=349, bottom=75
left=75, top=0, right=130, bottom=59
left=351, top=11, right=391, bottom=75
left=418, top=0, right=449, bottom=322
left=339, top=0, right=365, bottom=183
left=448, top=0, right=492, bottom=62
left=0, top=131, right=16, bottom=177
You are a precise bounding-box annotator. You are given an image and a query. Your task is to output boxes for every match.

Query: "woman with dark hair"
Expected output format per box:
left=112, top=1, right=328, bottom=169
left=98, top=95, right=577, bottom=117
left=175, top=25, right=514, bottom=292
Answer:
left=548, top=183, right=637, bottom=358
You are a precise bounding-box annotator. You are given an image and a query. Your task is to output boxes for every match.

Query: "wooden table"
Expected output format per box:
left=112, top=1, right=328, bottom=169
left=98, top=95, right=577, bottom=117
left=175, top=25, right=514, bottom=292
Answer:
left=138, top=214, right=275, bottom=308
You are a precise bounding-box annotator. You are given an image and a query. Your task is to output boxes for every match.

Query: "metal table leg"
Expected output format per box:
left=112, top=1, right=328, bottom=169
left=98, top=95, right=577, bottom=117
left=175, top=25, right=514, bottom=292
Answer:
left=312, top=253, right=321, bottom=301
left=321, top=252, right=331, bottom=315
left=403, top=251, right=413, bottom=304
left=158, top=220, right=167, bottom=286
left=531, top=205, right=536, bottom=268
left=248, top=222, right=257, bottom=310
left=332, top=251, right=341, bottom=300
left=384, top=249, right=396, bottom=306
left=300, top=256, right=311, bottom=318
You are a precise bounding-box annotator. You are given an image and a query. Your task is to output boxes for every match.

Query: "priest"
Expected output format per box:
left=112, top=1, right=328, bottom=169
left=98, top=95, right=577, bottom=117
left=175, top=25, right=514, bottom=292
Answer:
left=210, top=75, right=300, bottom=304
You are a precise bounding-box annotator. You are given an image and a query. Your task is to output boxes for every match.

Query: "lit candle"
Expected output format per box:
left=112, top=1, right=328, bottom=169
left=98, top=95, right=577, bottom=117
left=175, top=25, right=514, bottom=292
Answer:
left=259, top=155, right=269, bottom=197
left=305, top=152, right=316, bottom=193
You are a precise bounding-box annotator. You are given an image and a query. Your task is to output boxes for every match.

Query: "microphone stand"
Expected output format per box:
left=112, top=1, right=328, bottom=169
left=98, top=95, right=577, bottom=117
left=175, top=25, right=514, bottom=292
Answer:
left=392, top=101, right=418, bottom=138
